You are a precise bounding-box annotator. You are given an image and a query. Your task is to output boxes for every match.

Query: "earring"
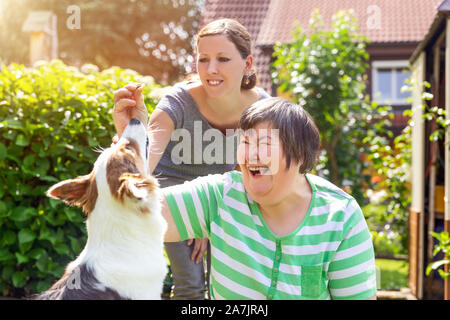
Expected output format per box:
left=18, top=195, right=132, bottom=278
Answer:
left=244, top=72, right=251, bottom=85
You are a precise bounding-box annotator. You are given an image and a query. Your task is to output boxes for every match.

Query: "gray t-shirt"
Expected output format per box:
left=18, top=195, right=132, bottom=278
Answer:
left=153, top=81, right=270, bottom=187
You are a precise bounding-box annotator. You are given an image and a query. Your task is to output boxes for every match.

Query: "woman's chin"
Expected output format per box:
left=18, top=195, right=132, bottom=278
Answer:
left=244, top=175, right=273, bottom=201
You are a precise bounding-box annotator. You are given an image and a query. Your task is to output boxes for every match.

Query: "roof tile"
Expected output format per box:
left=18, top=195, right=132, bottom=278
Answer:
left=257, top=0, right=442, bottom=45
left=198, top=0, right=441, bottom=93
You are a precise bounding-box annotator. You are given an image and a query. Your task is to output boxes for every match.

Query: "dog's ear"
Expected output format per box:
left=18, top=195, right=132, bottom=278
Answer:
left=117, top=173, right=159, bottom=202
left=46, top=174, right=98, bottom=214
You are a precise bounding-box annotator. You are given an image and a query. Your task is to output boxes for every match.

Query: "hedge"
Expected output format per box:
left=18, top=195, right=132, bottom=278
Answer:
left=0, top=60, right=162, bottom=297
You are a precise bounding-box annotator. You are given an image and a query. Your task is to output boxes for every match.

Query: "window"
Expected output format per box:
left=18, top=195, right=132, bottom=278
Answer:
left=372, top=60, right=411, bottom=105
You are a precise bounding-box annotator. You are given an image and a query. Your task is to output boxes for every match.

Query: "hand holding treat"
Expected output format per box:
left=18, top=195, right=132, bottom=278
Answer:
left=113, top=83, right=148, bottom=138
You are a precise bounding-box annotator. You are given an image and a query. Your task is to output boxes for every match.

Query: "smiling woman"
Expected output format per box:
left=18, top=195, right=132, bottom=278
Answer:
left=161, top=97, right=378, bottom=300
left=237, top=98, right=320, bottom=207
left=113, top=18, right=271, bottom=300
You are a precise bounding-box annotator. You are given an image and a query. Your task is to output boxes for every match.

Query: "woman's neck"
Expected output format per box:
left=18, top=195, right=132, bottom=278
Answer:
left=189, top=83, right=255, bottom=132
left=258, top=175, right=312, bottom=236
left=204, top=88, right=248, bottom=117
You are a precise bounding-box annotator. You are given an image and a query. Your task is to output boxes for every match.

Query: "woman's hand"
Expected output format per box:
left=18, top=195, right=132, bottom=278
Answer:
left=113, top=83, right=148, bottom=138
left=187, top=238, right=209, bottom=264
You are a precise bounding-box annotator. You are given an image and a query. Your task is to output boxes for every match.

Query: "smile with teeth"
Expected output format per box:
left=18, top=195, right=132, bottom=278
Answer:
left=207, top=79, right=223, bottom=86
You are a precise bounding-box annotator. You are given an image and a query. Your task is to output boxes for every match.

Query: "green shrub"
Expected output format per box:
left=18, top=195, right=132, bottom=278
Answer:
left=426, top=232, right=450, bottom=280
left=0, top=60, right=161, bottom=297
left=272, top=9, right=392, bottom=205
left=363, top=204, right=404, bottom=258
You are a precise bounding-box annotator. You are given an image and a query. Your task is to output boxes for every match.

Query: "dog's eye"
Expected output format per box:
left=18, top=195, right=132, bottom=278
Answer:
left=123, top=144, right=135, bottom=154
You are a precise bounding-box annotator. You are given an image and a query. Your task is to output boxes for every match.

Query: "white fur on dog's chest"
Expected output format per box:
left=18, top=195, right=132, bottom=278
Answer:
left=92, top=246, right=167, bottom=300
left=76, top=197, right=168, bottom=300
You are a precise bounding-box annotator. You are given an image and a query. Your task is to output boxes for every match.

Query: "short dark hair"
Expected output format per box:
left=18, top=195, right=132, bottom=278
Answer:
left=238, top=97, right=321, bottom=174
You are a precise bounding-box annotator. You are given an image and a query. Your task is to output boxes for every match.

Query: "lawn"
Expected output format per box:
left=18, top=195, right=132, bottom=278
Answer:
left=375, top=258, right=409, bottom=291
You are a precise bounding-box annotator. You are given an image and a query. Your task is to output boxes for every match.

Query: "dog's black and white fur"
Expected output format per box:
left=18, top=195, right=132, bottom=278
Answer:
left=33, top=118, right=167, bottom=300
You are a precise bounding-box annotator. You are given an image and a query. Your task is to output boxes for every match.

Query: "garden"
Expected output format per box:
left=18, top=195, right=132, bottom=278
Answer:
left=0, top=4, right=449, bottom=299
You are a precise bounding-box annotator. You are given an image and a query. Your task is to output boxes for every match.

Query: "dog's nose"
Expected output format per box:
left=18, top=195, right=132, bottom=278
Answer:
left=129, top=118, right=141, bottom=126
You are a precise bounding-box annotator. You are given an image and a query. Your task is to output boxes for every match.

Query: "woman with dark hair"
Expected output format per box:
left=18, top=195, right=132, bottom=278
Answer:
left=113, top=19, right=270, bottom=299
left=162, top=97, right=377, bottom=300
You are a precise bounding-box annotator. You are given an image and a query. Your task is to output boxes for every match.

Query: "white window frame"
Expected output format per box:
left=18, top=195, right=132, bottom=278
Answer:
left=372, top=60, right=411, bottom=105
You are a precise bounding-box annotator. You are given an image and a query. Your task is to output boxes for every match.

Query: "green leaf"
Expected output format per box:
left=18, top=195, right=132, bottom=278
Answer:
left=430, top=259, right=450, bottom=271
left=54, top=243, right=70, bottom=255
left=12, top=271, right=27, bottom=288
left=69, top=236, right=84, bottom=254
left=2, top=265, right=14, bottom=281
left=50, top=144, right=66, bottom=156
left=28, top=248, right=46, bottom=260
left=35, top=157, right=50, bottom=175
left=31, top=141, right=41, bottom=152
left=438, top=269, right=450, bottom=280
left=1, top=230, right=16, bottom=246
left=40, top=175, right=59, bottom=182
left=0, top=200, right=8, bottom=218
left=36, top=252, right=49, bottom=272
left=0, top=142, right=6, bottom=161
left=87, top=135, right=98, bottom=147
left=45, top=211, right=67, bottom=226
left=0, top=248, right=14, bottom=262
left=48, top=198, right=62, bottom=209
left=64, top=207, right=83, bottom=223
left=18, top=228, right=36, bottom=245
left=3, top=129, right=17, bottom=141
left=38, top=225, right=57, bottom=245
left=23, top=154, right=36, bottom=168
left=18, top=241, right=34, bottom=254
left=10, top=206, right=36, bottom=222
left=36, top=280, right=53, bottom=293
left=15, top=252, right=29, bottom=265
left=15, top=134, right=29, bottom=147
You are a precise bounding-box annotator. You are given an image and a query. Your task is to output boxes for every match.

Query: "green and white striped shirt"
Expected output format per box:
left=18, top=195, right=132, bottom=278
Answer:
left=163, top=170, right=377, bottom=300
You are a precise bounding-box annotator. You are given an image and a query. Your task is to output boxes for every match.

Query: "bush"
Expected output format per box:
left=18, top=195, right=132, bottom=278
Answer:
left=272, top=9, right=392, bottom=205
left=363, top=204, right=404, bottom=258
left=0, top=60, right=161, bottom=297
left=426, top=231, right=450, bottom=280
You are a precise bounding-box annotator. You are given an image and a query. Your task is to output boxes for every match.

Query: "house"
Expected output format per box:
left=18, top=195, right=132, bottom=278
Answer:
left=200, top=0, right=440, bottom=133
left=200, top=0, right=449, bottom=300
left=409, top=0, right=450, bottom=300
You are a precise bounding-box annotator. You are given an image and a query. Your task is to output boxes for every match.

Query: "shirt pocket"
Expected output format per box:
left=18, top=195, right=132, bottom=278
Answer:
left=300, top=265, right=325, bottom=299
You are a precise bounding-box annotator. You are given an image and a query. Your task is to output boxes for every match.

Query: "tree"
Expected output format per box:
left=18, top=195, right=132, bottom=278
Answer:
left=273, top=9, right=390, bottom=204
left=0, top=0, right=204, bottom=84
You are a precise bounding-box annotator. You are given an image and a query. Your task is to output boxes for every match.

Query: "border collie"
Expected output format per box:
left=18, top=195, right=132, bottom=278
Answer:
left=33, top=118, right=167, bottom=300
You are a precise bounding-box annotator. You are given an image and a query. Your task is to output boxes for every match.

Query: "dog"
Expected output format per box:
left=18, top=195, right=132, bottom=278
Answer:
left=33, top=118, right=167, bottom=300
